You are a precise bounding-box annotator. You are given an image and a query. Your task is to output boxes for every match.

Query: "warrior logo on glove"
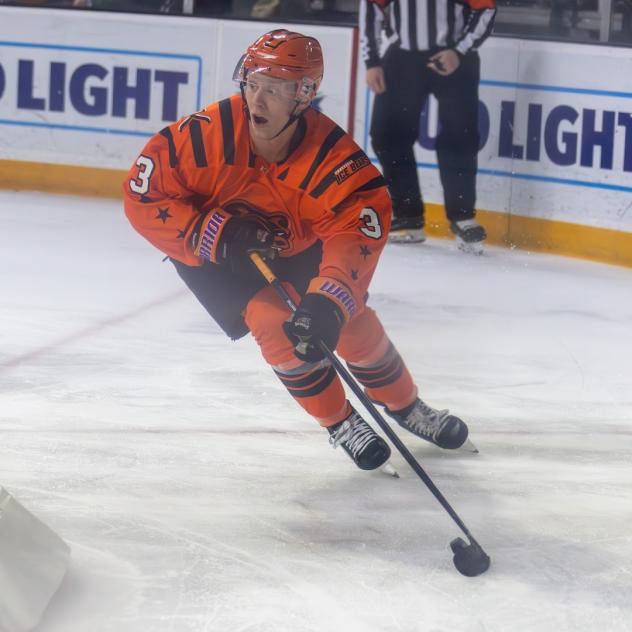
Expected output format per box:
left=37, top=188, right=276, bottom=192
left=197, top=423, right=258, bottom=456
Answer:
left=193, top=198, right=293, bottom=276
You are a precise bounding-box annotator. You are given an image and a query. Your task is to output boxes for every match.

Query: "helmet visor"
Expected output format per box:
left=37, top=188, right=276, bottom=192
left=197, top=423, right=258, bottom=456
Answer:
left=233, top=54, right=317, bottom=102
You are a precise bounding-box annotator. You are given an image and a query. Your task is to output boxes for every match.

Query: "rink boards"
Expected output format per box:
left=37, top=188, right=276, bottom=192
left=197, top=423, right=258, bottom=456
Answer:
left=0, top=6, right=631, bottom=267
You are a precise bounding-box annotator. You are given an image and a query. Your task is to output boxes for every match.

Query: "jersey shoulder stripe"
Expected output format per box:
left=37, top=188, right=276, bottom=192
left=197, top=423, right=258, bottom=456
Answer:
left=299, top=123, right=346, bottom=191
left=167, top=110, right=213, bottom=169
left=218, top=98, right=236, bottom=165
left=309, top=149, right=370, bottom=199
left=159, top=126, right=178, bottom=168
left=189, top=119, right=208, bottom=167
left=353, top=174, right=387, bottom=193
left=330, top=174, right=388, bottom=213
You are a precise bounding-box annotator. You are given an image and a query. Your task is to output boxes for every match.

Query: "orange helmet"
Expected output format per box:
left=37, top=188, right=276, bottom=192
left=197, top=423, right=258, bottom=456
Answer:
left=233, top=29, right=324, bottom=102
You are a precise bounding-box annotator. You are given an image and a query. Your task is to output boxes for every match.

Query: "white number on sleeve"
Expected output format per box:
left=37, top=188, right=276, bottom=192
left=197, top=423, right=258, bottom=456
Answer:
left=359, top=207, right=382, bottom=240
left=129, top=155, right=155, bottom=195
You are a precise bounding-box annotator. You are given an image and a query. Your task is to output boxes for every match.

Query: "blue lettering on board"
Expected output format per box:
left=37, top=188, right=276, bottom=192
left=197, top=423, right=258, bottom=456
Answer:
left=581, top=109, right=615, bottom=169
left=544, top=105, right=579, bottom=166
left=13, top=59, right=191, bottom=122
left=69, top=63, right=108, bottom=116
left=413, top=95, right=632, bottom=174
left=0, top=63, right=5, bottom=101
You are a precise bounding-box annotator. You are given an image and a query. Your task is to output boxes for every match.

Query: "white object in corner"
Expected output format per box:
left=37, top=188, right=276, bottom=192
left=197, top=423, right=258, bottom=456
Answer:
left=0, top=487, right=71, bottom=632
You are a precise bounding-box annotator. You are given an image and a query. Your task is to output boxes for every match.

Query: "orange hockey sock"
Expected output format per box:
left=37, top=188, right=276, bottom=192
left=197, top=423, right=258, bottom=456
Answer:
left=244, top=285, right=350, bottom=427
left=337, top=307, right=417, bottom=412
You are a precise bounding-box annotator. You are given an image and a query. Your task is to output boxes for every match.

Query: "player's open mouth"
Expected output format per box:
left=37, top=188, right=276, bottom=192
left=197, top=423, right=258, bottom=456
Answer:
left=252, top=114, right=268, bottom=126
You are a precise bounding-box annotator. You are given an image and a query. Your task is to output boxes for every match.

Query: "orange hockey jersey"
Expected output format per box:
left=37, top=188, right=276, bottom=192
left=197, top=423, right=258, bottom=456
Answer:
left=123, top=94, right=392, bottom=321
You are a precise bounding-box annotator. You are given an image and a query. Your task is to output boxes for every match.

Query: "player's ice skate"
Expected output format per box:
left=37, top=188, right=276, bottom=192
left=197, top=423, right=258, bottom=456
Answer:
left=385, top=398, right=476, bottom=452
left=327, top=408, right=392, bottom=470
left=450, top=219, right=486, bottom=255
left=388, top=217, right=426, bottom=244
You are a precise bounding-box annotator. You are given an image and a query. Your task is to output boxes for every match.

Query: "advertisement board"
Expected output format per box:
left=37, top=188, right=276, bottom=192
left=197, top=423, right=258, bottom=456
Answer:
left=354, top=37, right=632, bottom=233
left=0, top=7, right=355, bottom=170
left=1, top=6, right=631, bottom=263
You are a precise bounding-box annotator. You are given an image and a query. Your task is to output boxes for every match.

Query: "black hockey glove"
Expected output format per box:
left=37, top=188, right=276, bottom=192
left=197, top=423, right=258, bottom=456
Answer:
left=216, top=216, right=278, bottom=275
left=194, top=209, right=279, bottom=276
left=283, top=293, right=344, bottom=362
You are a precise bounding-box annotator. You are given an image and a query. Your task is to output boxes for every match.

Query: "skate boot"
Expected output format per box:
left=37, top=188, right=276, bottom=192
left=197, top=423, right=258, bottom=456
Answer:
left=450, top=219, right=486, bottom=255
left=389, top=216, right=426, bottom=244
left=327, top=408, right=391, bottom=470
left=386, top=398, right=469, bottom=450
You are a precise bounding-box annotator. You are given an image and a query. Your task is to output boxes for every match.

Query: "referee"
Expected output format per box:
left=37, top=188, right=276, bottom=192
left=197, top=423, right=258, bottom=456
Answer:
left=360, top=0, right=496, bottom=252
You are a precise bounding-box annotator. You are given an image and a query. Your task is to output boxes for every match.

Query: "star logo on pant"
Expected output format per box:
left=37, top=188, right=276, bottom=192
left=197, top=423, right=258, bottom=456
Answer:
left=359, top=245, right=371, bottom=259
left=156, top=207, right=173, bottom=224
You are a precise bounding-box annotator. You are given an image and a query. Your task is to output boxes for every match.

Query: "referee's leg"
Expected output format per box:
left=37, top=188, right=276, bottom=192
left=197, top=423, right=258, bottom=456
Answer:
left=370, top=48, right=428, bottom=226
left=434, top=52, right=481, bottom=224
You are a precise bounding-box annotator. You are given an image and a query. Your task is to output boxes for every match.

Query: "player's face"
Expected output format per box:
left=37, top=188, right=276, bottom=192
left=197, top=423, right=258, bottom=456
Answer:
left=244, top=74, right=300, bottom=140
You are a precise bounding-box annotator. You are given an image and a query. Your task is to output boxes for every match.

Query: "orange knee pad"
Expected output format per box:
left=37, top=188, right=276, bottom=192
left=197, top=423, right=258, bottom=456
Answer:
left=244, top=284, right=348, bottom=426
left=243, top=284, right=297, bottom=366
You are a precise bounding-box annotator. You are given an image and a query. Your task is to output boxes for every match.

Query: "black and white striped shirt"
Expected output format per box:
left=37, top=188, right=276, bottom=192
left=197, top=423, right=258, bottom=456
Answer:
left=360, top=0, right=497, bottom=67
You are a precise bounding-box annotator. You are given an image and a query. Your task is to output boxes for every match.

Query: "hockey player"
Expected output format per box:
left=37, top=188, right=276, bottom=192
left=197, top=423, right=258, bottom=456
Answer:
left=123, top=29, right=470, bottom=471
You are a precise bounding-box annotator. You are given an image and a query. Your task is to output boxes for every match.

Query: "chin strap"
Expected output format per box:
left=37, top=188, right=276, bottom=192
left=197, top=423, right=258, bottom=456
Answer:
left=272, top=102, right=302, bottom=139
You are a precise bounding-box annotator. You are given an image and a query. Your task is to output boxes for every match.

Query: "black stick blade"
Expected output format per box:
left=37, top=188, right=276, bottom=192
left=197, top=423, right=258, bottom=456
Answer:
left=450, top=538, right=491, bottom=577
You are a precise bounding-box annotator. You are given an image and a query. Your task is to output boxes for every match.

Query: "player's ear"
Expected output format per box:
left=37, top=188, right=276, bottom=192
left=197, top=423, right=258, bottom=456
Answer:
left=294, top=101, right=310, bottom=116
left=294, top=78, right=318, bottom=114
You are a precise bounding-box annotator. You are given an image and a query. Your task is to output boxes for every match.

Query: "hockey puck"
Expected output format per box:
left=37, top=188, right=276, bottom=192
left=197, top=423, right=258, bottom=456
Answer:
left=450, top=537, right=491, bottom=577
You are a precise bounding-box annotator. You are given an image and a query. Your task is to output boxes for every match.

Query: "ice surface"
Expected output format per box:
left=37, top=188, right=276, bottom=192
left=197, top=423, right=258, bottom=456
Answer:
left=1, top=191, right=631, bottom=632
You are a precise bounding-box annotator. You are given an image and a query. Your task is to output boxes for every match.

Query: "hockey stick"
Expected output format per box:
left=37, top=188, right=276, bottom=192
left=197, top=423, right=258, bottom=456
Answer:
left=249, top=251, right=491, bottom=577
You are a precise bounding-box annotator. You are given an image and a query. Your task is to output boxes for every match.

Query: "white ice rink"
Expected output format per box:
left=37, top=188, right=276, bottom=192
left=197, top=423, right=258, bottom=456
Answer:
left=1, top=190, right=631, bottom=632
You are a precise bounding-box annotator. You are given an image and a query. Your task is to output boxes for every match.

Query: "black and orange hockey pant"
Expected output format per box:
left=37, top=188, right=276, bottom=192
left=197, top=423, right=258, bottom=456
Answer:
left=171, top=243, right=418, bottom=427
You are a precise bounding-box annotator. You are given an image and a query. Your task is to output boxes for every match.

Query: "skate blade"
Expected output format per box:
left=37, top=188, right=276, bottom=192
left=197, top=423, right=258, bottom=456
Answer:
left=460, top=438, right=479, bottom=454
left=456, top=237, right=484, bottom=255
left=380, top=461, right=400, bottom=478
left=389, top=229, right=426, bottom=244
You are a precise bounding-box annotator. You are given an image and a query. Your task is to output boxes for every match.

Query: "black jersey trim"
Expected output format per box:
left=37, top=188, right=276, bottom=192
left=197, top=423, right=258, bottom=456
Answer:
left=299, top=125, right=346, bottom=191
left=219, top=98, right=236, bottom=166
left=309, top=150, right=367, bottom=200
left=159, top=127, right=178, bottom=168
left=189, top=119, right=207, bottom=168
left=330, top=175, right=387, bottom=213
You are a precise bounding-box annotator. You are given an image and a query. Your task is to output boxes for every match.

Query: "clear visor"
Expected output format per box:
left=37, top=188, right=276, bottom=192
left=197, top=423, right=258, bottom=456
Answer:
left=232, top=54, right=316, bottom=102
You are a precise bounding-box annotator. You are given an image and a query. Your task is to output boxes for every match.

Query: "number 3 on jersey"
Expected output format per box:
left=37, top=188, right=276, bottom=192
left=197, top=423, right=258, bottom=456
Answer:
left=359, top=207, right=382, bottom=240
left=129, top=155, right=155, bottom=195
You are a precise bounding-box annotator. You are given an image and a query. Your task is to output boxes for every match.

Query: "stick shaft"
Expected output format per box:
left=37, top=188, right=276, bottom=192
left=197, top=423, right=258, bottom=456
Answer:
left=249, top=252, right=484, bottom=548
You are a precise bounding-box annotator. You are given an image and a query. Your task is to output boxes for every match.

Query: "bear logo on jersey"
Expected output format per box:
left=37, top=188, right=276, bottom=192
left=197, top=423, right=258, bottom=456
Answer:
left=224, top=199, right=292, bottom=252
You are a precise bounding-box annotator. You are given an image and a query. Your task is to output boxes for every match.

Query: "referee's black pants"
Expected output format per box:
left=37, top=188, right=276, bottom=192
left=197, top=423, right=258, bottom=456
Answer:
left=370, top=46, right=481, bottom=225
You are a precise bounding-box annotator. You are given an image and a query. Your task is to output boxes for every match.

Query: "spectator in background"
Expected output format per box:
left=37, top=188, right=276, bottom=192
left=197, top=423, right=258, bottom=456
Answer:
left=0, top=0, right=71, bottom=5
left=615, top=0, right=632, bottom=40
left=549, top=0, right=579, bottom=36
left=72, top=0, right=192, bottom=11
left=250, top=0, right=281, bottom=17
left=249, top=0, right=355, bottom=22
left=360, top=0, right=496, bottom=254
left=194, top=0, right=233, bottom=15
